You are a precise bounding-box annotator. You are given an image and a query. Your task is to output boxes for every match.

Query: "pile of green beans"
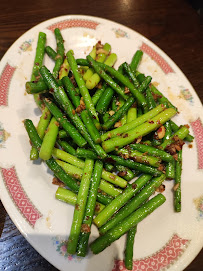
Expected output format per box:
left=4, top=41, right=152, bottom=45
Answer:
left=24, top=28, right=193, bottom=270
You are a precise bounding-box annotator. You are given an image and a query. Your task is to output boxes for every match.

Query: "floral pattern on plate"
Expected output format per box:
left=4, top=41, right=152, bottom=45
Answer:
left=52, top=236, right=83, bottom=262
left=193, top=195, right=203, bottom=221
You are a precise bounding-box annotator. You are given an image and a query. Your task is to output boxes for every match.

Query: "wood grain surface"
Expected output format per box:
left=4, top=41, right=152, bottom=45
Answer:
left=0, top=0, right=202, bottom=270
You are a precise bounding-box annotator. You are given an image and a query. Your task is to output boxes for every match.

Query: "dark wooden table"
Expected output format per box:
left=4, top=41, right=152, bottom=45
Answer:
left=0, top=0, right=202, bottom=270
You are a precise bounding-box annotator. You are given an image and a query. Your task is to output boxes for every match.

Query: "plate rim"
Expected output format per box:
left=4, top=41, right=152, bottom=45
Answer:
left=0, top=14, right=202, bottom=271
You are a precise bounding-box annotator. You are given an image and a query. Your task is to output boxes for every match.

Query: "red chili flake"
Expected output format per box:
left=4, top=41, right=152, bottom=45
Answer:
left=118, top=171, right=127, bottom=177
left=173, top=183, right=180, bottom=191
left=72, top=109, right=75, bottom=115
left=43, top=112, right=49, bottom=120
left=124, top=87, right=130, bottom=94
left=148, top=120, right=154, bottom=124
left=132, top=183, right=137, bottom=189
left=52, top=177, right=65, bottom=187
left=157, top=120, right=161, bottom=125
left=105, top=157, right=116, bottom=164
left=75, top=203, right=80, bottom=210
left=73, top=174, right=80, bottom=179
left=95, top=203, right=101, bottom=213
left=173, top=153, right=178, bottom=160
left=158, top=164, right=165, bottom=172
left=81, top=224, right=91, bottom=233
left=123, top=133, right=128, bottom=138
left=156, top=184, right=165, bottom=193
left=109, top=174, right=116, bottom=180
left=188, top=144, right=193, bottom=148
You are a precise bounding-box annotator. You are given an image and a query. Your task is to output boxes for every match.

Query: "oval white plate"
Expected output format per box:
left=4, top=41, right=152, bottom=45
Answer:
left=0, top=15, right=203, bottom=271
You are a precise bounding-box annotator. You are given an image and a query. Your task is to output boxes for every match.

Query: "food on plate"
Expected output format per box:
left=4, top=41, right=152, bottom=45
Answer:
left=24, top=28, right=193, bottom=269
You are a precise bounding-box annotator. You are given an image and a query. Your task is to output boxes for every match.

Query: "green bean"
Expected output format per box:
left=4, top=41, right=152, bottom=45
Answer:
left=90, top=194, right=166, bottom=254
left=52, top=148, right=85, bottom=169
left=90, top=59, right=148, bottom=111
left=137, top=107, right=143, bottom=117
left=103, top=97, right=135, bottom=130
left=96, top=87, right=114, bottom=114
left=159, top=126, right=189, bottom=150
left=45, top=45, right=57, bottom=60
left=31, top=32, right=46, bottom=81
left=92, top=83, right=107, bottom=106
left=101, top=169, right=127, bottom=188
left=52, top=28, right=65, bottom=79
left=58, top=129, right=68, bottom=139
left=67, top=159, right=94, bottom=254
left=106, top=155, right=162, bottom=176
left=76, top=58, right=89, bottom=66
left=41, top=66, right=106, bottom=157
left=115, top=165, right=135, bottom=182
left=93, top=174, right=152, bottom=228
left=174, top=150, right=182, bottom=212
left=62, top=76, right=81, bottom=108
left=136, top=72, right=145, bottom=84
left=127, top=106, right=137, bottom=123
left=57, top=139, right=76, bottom=156
left=59, top=58, right=70, bottom=80
left=53, top=149, right=127, bottom=188
left=137, top=76, right=152, bottom=93
left=102, top=108, right=177, bottom=152
left=77, top=160, right=103, bottom=257
left=99, top=174, right=166, bottom=234
left=44, top=98, right=87, bottom=147
left=170, top=120, right=194, bottom=142
left=150, top=84, right=177, bottom=111
left=130, top=50, right=143, bottom=72
left=104, top=53, right=117, bottom=66
left=104, top=163, right=114, bottom=172
left=86, top=56, right=128, bottom=100
left=30, top=106, right=52, bottom=160
left=31, top=32, right=46, bottom=110
left=39, top=117, right=59, bottom=160
left=83, top=45, right=96, bottom=81
left=166, top=159, right=175, bottom=179
left=67, top=50, right=99, bottom=122
left=101, top=104, right=165, bottom=142
left=55, top=187, right=105, bottom=215
left=86, top=43, right=112, bottom=89
left=76, top=148, right=98, bottom=160
left=80, top=110, right=101, bottom=144
left=117, top=148, right=161, bottom=167
left=26, top=81, right=47, bottom=94
left=146, top=87, right=156, bottom=110
left=56, top=187, right=77, bottom=205
left=130, top=143, right=174, bottom=162
left=123, top=62, right=139, bottom=88
left=163, top=121, right=172, bottom=141
left=125, top=226, right=137, bottom=270
left=24, top=119, right=79, bottom=192
left=96, top=43, right=111, bottom=62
